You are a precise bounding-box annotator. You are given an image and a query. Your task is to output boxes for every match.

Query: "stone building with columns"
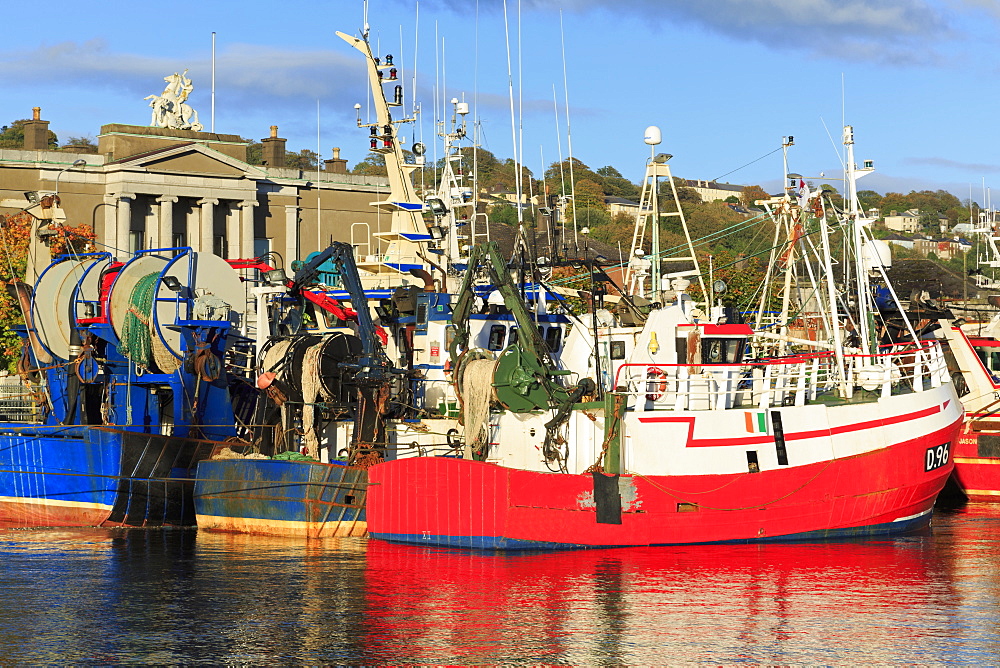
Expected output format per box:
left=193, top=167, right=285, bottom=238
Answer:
left=0, top=107, right=392, bottom=269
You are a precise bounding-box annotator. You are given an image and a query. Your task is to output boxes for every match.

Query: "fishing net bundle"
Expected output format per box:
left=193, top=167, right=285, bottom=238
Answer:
left=460, top=357, right=497, bottom=457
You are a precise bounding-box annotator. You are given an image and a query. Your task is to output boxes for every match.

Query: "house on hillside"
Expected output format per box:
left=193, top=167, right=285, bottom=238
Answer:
left=683, top=179, right=745, bottom=202
left=883, top=209, right=921, bottom=233
left=913, top=236, right=969, bottom=260
left=604, top=196, right=642, bottom=219
left=883, top=232, right=914, bottom=251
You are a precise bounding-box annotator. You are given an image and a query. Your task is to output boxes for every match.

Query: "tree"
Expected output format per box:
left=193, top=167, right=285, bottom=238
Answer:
left=589, top=212, right=636, bottom=248
left=856, top=189, right=882, bottom=213
left=62, top=136, right=97, bottom=152
left=570, top=206, right=611, bottom=230
left=601, top=174, right=640, bottom=201
left=819, top=184, right=845, bottom=210
left=244, top=139, right=263, bottom=165
left=0, top=119, right=58, bottom=149
left=351, top=152, right=388, bottom=176
left=663, top=177, right=701, bottom=205
left=739, top=184, right=770, bottom=207
left=488, top=203, right=519, bottom=227
left=573, top=179, right=606, bottom=210
left=285, top=149, right=319, bottom=171
left=595, top=165, right=624, bottom=178
left=543, top=157, right=602, bottom=200
left=0, top=211, right=95, bottom=372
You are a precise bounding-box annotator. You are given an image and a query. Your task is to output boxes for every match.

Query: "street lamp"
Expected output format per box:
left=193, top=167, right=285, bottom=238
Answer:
left=54, top=158, right=87, bottom=197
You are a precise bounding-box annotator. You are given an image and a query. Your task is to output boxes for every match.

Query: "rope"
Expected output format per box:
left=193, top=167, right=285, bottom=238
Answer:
left=118, top=272, right=159, bottom=368
left=299, top=340, right=330, bottom=459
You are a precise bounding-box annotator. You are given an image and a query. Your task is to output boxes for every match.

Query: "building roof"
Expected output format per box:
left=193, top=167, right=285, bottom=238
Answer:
left=684, top=179, right=744, bottom=193
left=485, top=221, right=624, bottom=266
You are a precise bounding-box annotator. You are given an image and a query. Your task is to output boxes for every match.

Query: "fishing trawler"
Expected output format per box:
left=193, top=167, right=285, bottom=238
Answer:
left=0, top=193, right=252, bottom=527
left=365, top=126, right=964, bottom=549
left=936, top=316, right=1000, bottom=501
left=190, top=23, right=575, bottom=538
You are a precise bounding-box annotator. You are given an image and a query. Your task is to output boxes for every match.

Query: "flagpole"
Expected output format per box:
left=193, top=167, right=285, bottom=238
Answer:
left=211, top=31, right=216, bottom=133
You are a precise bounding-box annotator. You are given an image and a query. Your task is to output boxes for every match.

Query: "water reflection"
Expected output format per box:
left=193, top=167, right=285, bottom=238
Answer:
left=0, top=511, right=998, bottom=663
left=362, top=535, right=970, bottom=664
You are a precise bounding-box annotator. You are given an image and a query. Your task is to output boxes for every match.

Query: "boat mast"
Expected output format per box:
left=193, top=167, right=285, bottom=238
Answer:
left=843, top=125, right=877, bottom=353
left=433, top=97, right=473, bottom=270
left=337, top=29, right=432, bottom=284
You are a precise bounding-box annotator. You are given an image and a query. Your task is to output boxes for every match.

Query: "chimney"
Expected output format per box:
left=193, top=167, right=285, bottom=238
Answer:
left=324, top=147, right=348, bottom=174
left=261, top=125, right=286, bottom=167
left=23, top=106, right=51, bottom=151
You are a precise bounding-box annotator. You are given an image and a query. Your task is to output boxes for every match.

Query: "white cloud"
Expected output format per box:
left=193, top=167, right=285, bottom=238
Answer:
left=1, top=40, right=366, bottom=103
left=423, top=0, right=957, bottom=64
left=905, top=156, right=1000, bottom=174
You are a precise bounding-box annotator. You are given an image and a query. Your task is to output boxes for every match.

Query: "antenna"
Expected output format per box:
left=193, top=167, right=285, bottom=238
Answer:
left=560, top=11, right=578, bottom=253
left=503, top=0, right=521, bottom=227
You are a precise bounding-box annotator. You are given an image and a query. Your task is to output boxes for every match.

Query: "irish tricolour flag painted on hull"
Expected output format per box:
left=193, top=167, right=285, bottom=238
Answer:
left=745, top=411, right=769, bottom=434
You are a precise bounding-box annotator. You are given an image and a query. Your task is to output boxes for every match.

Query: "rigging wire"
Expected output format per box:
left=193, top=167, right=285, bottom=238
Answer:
left=712, top=146, right=783, bottom=183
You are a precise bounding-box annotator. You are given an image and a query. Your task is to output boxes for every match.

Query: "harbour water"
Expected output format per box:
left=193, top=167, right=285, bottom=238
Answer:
left=2, top=504, right=1000, bottom=664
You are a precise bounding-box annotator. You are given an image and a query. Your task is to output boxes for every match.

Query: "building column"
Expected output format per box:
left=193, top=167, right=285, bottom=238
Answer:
left=115, top=193, right=134, bottom=258
left=237, top=200, right=257, bottom=259
left=285, top=204, right=299, bottom=264
left=103, top=194, right=118, bottom=256
left=198, top=198, right=218, bottom=254
left=156, top=196, right=178, bottom=250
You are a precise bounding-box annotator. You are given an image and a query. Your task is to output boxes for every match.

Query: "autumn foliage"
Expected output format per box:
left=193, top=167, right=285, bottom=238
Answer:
left=0, top=210, right=96, bottom=371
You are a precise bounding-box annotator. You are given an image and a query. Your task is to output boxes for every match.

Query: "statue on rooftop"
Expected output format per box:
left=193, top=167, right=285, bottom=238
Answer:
left=144, top=70, right=204, bottom=132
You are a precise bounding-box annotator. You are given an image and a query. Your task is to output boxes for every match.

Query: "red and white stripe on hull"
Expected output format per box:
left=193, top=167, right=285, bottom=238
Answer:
left=369, top=416, right=961, bottom=548
left=195, top=514, right=367, bottom=539
left=951, top=424, right=1000, bottom=501
left=0, top=496, right=112, bottom=529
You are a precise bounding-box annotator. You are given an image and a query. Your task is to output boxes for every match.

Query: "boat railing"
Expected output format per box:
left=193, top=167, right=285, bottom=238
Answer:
left=842, top=340, right=948, bottom=396
left=613, top=340, right=950, bottom=411
left=0, top=377, right=43, bottom=423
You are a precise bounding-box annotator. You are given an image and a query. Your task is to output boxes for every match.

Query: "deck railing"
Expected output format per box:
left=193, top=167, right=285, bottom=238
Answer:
left=614, top=340, right=950, bottom=411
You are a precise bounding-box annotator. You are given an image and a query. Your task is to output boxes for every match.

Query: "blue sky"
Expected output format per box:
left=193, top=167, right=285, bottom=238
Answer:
left=4, top=0, right=1000, bottom=202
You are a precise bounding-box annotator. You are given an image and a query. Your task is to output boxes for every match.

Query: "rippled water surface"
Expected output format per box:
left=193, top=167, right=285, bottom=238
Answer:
left=2, top=505, right=1000, bottom=664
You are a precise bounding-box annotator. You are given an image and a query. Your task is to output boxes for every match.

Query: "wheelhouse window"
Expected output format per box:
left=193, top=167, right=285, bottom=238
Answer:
left=701, top=338, right=745, bottom=364
left=545, top=326, right=563, bottom=352
left=488, top=324, right=507, bottom=351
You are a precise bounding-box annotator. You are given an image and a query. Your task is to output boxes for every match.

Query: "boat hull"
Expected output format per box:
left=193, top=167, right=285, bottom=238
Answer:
left=0, top=426, right=213, bottom=528
left=951, top=426, right=1000, bottom=502
left=194, top=459, right=368, bottom=538
left=368, top=417, right=961, bottom=550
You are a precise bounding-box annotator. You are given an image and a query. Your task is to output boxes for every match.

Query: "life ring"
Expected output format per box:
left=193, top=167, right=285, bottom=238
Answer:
left=645, top=367, right=668, bottom=402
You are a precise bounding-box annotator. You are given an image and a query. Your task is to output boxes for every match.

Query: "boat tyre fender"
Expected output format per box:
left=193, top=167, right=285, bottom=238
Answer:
left=951, top=370, right=969, bottom=397
left=645, top=367, right=668, bottom=402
